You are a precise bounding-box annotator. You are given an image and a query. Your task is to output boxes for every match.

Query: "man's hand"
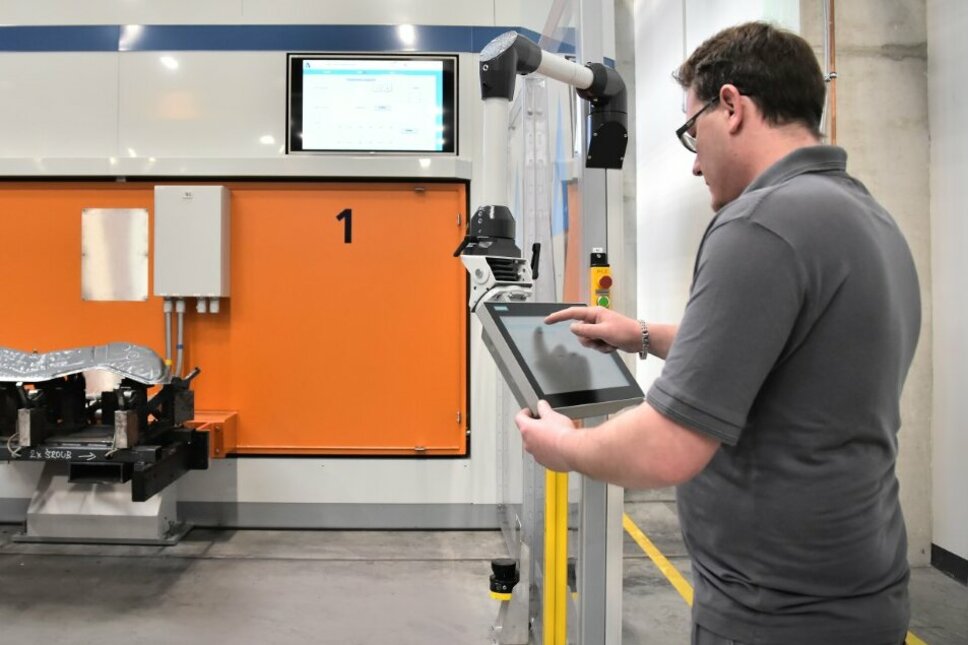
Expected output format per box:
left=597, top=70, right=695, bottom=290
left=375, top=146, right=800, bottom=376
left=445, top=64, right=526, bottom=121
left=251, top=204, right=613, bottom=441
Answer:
left=514, top=400, right=578, bottom=473
left=544, top=306, right=641, bottom=354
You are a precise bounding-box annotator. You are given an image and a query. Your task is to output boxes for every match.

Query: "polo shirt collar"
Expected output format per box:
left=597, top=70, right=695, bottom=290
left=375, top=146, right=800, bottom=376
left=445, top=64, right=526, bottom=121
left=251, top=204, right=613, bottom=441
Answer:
left=743, top=145, right=847, bottom=194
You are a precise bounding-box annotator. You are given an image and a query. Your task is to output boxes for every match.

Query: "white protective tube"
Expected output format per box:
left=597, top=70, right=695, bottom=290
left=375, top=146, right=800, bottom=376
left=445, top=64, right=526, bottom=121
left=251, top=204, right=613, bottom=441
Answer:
left=536, top=50, right=594, bottom=91
left=174, top=298, right=186, bottom=378
left=482, top=97, right=511, bottom=207
left=163, top=297, right=173, bottom=364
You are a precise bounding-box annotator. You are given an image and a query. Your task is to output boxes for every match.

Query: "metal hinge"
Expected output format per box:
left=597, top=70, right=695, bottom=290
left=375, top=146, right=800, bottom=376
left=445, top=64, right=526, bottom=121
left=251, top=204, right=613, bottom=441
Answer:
left=457, top=410, right=462, bottom=424
left=457, top=213, right=462, bottom=226
left=413, top=446, right=427, bottom=453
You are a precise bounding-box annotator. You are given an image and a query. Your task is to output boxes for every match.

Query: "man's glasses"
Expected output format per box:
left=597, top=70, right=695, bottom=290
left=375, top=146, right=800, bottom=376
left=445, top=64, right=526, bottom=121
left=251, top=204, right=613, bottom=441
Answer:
left=675, top=97, right=719, bottom=153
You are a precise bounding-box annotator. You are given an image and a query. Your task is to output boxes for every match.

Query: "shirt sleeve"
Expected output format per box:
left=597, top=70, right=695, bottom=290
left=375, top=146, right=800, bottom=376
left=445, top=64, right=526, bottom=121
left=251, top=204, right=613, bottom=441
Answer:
left=647, top=217, right=805, bottom=445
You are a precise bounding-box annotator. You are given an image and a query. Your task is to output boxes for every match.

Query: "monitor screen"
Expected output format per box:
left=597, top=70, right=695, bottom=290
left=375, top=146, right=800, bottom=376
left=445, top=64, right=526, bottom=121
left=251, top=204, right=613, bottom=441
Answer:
left=501, top=316, right=631, bottom=394
left=480, top=302, right=644, bottom=418
left=287, top=55, right=457, bottom=154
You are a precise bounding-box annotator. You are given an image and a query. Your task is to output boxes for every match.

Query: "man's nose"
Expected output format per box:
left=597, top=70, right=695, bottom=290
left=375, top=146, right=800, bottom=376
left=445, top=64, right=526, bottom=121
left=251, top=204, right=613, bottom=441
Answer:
left=692, top=156, right=703, bottom=177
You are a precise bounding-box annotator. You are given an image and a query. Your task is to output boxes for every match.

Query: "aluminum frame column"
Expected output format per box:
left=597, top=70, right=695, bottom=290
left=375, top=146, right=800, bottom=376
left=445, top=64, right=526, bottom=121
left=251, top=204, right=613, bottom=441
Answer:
left=575, top=0, right=625, bottom=643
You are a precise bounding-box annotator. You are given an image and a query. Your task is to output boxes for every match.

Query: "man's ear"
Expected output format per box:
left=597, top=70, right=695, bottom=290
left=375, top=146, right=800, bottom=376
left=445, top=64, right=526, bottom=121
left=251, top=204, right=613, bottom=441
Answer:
left=719, top=84, right=745, bottom=135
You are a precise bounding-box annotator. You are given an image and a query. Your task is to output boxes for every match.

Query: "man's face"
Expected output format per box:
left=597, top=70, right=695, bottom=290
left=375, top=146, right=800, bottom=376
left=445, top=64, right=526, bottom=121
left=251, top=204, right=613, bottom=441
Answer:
left=684, top=87, right=736, bottom=211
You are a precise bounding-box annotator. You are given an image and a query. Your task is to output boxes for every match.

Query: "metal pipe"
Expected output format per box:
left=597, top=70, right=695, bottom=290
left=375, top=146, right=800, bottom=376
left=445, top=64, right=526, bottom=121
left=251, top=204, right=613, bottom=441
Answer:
left=821, top=0, right=838, bottom=143
left=163, top=297, right=173, bottom=366
left=536, top=51, right=594, bottom=90
left=482, top=98, right=511, bottom=207
left=827, top=0, right=837, bottom=144
left=174, top=298, right=186, bottom=378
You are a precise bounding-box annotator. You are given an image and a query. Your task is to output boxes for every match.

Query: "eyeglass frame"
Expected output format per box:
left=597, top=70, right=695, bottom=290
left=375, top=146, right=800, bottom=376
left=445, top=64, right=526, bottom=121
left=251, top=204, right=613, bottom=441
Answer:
left=675, top=88, right=756, bottom=153
left=675, top=96, right=719, bottom=153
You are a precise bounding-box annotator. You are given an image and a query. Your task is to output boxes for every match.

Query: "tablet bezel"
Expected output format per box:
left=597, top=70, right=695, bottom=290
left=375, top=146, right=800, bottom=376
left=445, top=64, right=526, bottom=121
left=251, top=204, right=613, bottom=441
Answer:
left=479, top=301, right=644, bottom=418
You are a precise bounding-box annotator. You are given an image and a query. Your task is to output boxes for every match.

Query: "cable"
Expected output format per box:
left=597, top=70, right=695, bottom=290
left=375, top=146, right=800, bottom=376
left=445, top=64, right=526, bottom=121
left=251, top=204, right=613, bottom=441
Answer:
left=163, top=297, right=173, bottom=367
left=820, top=0, right=838, bottom=143
left=6, top=431, right=22, bottom=458
left=174, top=298, right=186, bottom=378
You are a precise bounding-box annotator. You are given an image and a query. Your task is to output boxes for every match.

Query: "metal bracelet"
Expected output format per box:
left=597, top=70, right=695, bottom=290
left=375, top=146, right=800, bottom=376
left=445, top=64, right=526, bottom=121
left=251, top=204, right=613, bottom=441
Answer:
left=638, top=320, right=650, bottom=360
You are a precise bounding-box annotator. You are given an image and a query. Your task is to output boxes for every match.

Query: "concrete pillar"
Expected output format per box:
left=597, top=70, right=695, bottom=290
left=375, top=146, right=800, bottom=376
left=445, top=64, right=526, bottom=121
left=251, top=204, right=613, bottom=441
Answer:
left=801, top=0, right=933, bottom=567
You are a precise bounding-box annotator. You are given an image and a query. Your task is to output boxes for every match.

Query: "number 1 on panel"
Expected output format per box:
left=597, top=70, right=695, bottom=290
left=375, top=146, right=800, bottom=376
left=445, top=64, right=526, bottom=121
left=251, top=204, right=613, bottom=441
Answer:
left=336, top=208, right=352, bottom=244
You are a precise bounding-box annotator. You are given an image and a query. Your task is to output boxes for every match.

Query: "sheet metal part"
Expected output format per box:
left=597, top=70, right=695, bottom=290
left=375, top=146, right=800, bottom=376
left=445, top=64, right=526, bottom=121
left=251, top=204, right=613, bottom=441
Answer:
left=0, top=343, right=169, bottom=385
left=81, top=208, right=149, bottom=302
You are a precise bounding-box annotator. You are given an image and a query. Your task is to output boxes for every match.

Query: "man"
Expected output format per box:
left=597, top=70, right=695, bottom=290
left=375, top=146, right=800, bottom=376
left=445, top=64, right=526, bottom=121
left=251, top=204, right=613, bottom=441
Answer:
left=514, top=22, right=920, bottom=645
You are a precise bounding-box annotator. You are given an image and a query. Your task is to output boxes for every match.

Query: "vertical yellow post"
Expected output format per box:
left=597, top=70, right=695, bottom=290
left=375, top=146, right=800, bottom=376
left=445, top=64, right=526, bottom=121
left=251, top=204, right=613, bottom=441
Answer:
left=544, top=468, right=558, bottom=645
left=554, top=471, right=569, bottom=644
left=544, top=468, right=571, bottom=645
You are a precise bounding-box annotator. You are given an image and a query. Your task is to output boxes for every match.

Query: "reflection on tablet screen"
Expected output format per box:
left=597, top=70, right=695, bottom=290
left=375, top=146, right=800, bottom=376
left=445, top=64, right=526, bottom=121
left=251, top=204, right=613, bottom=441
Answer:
left=502, top=317, right=630, bottom=395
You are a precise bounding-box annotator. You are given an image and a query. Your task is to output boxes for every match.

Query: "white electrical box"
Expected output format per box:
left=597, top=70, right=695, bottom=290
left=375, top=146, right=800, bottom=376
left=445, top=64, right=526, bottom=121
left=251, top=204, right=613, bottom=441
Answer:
left=153, top=186, right=230, bottom=298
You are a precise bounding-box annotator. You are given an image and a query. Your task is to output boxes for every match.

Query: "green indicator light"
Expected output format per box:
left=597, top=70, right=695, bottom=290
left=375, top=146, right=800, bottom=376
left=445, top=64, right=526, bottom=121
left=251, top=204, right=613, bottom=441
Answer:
left=597, top=295, right=610, bottom=307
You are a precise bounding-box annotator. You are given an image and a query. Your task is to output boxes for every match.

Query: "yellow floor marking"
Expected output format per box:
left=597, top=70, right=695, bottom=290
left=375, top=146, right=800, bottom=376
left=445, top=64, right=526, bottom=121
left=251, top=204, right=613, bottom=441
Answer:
left=622, top=512, right=693, bottom=606
left=622, top=512, right=929, bottom=644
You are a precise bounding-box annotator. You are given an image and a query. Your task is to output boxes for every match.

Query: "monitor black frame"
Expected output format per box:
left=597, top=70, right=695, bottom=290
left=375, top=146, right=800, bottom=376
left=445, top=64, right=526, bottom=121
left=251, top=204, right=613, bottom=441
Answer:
left=287, top=53, right=458, bottom=155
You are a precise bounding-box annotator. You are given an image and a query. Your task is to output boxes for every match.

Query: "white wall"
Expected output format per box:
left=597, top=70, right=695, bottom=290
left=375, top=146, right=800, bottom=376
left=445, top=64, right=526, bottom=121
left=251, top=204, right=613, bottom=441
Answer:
left=928, top=0, right=968, bottom=563
left=0, top=44, right=477, bottom=178
left=633, top=0, right=798, bottom=389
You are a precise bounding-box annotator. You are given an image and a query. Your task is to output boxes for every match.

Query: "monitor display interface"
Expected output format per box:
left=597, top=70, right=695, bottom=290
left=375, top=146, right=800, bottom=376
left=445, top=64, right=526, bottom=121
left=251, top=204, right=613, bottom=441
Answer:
left=287, top=55, right=457, bottom=154
left=482, top=302, right=644, bottom=417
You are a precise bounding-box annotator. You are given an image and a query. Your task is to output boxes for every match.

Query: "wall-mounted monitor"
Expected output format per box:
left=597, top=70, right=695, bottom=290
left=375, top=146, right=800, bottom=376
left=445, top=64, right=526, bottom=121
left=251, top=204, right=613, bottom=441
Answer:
left=287, top=54, right=457, bottom=155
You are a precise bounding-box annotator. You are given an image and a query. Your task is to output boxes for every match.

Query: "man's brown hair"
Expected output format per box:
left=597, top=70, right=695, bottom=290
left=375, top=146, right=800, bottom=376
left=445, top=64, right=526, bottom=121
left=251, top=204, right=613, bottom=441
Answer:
left=675, top=21, right=826, bottom=137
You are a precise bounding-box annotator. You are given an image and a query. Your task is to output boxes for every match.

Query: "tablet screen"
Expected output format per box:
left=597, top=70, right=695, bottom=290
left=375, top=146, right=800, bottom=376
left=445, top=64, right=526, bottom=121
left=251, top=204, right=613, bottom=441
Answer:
left=501, top=316, right=630, bottom=394
left=481, top=302, right=643, bottom=416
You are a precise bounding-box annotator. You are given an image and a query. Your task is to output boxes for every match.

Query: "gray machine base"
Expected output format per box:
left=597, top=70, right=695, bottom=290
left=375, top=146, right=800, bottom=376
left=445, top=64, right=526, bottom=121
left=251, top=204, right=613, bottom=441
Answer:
left=12, top=463, right=188, bottom=545
left=1, top=498, right=504, bottom=531
left=11, top=521, right=192, bottom=546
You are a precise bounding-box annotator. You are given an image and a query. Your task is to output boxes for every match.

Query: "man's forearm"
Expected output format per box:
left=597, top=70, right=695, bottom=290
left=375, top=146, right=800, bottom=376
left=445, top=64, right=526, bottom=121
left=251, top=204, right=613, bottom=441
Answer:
left=557, top=401, right=718, bottom=489
left=645, top=323, right=677, bottom=360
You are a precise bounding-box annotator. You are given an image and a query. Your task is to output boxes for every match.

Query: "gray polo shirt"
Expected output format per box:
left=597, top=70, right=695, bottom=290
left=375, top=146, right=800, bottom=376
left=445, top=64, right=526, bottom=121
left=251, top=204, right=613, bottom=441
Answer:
left=648, top=146, right=920, bottom=645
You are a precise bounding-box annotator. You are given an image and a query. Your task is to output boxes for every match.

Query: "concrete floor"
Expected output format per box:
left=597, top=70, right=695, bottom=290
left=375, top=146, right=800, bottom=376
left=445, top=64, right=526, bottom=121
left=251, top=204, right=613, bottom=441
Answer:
left=0, top=492, right=965, bottom=644
left=622, top=489, right=968, bottom=645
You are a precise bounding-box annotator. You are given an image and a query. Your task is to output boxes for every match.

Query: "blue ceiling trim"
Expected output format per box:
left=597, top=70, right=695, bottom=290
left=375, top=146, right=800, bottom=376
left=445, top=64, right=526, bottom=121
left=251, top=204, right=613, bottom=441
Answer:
left=0, top=24, right=604, bottom=55
left=0, top=25, right=120, bottom=52
left=122, top=24, right=471, bottom=52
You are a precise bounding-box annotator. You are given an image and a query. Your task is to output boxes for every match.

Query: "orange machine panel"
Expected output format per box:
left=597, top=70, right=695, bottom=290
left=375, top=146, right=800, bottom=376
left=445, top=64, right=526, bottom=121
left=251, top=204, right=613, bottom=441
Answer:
left=0, top=182, right=468, bottom=456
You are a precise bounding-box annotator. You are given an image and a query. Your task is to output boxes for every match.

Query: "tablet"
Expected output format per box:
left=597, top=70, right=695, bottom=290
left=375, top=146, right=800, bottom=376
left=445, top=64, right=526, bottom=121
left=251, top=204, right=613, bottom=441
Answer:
left=478, top=302, right=644, bottom=419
